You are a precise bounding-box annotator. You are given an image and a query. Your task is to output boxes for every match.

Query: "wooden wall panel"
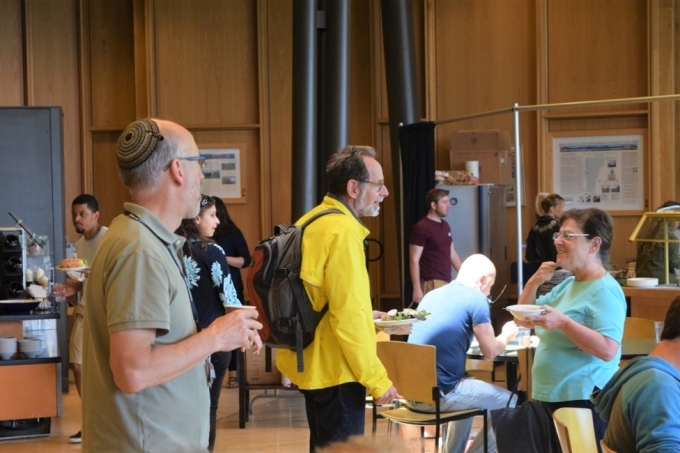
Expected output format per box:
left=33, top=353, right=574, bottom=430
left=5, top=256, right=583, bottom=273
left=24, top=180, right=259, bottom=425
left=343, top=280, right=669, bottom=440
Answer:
left=91, top=132, right=131, bottom=227
left=264, top=0, right=293, bottom=228
left=547, top=0, right=648, bottom=110
left=24, top=0, right=82, bottom=241
left=0, top=0, right=24, bottom=105
left=88, top=0, right=136, bottom=128
left=152, top=0, right=258, bottom=126
left=193, top=129, right=261, bottom=258
left=348, top=0, right=375, bottom=145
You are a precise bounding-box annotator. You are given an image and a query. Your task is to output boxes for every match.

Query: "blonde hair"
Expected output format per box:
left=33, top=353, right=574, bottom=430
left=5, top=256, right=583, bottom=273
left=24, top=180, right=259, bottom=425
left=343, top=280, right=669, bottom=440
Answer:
left=535, top=193, right=564, bottom=217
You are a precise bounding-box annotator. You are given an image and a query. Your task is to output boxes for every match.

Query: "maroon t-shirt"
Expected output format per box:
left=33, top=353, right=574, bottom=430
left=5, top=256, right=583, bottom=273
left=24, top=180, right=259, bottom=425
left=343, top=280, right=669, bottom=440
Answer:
left=409, top=217, right=453, bottom=282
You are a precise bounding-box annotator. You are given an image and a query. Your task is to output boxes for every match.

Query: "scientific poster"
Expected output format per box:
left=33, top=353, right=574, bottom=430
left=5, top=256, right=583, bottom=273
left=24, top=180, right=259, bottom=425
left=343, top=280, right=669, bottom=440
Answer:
left=552, top=134, right=644, bottom=211
left=199, top=147, right=243, bottom=201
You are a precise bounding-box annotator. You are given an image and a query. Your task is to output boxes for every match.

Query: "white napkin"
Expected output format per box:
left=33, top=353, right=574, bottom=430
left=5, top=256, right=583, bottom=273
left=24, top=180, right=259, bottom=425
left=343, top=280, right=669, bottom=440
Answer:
left=27, top=284, right=47, bottom=299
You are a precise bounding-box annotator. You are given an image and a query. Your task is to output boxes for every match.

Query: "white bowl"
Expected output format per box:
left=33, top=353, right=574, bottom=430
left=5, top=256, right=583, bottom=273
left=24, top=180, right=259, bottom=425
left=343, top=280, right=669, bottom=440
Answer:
left=626, top=278, right=658, bottom=288
left=505, top=305, right=546, bottom=321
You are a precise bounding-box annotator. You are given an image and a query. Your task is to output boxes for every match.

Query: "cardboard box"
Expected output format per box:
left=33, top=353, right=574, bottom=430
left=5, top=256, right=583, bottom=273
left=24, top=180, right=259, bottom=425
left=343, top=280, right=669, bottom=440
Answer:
left=245, top=347, right=282, bottom=385
left=450, top=130, right=513, bottom=186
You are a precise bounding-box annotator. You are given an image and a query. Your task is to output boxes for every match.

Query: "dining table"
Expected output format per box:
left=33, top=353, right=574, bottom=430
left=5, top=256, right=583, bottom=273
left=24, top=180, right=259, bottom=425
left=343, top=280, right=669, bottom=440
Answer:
left=466, top=337, right=657, bottom=390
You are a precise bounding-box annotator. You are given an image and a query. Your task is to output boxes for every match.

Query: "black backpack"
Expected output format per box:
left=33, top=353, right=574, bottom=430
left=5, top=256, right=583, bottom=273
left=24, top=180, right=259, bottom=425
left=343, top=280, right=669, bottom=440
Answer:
left=246, top=209, right=342, bottom=372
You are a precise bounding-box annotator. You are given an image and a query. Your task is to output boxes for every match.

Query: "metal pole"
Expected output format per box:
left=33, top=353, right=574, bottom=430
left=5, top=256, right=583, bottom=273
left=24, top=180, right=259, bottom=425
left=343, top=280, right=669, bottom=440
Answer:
left=513, top=103, right=524, bottom=294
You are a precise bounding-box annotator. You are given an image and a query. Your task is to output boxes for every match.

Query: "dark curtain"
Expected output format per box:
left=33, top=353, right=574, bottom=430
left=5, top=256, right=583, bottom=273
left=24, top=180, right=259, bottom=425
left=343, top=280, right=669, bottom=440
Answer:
left=399, top=121, right=436, bottom=306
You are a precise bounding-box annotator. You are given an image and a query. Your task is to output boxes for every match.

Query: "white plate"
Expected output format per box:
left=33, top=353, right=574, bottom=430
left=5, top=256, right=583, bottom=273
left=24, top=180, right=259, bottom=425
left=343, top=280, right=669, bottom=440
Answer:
left=626, top=278, right=658, bottom=288
left=374, top=318, right=425, bottom=327
left=505, top=304, right=546, bottom=321
left=54, top=265, right=88, bottom=272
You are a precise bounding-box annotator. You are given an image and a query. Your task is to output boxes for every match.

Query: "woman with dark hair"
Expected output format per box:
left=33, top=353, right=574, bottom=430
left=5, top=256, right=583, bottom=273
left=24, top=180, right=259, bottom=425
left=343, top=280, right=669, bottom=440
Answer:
left=176, top=194, right=254, bottom=452
left=212, top=196, right=251, bottom=388
left=515, top=208, right=626, bottom=449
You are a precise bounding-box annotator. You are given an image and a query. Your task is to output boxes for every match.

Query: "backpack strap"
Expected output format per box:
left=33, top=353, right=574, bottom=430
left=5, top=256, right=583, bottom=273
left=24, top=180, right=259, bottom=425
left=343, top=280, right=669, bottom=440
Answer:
left=295, top=208, right=342, bottom=372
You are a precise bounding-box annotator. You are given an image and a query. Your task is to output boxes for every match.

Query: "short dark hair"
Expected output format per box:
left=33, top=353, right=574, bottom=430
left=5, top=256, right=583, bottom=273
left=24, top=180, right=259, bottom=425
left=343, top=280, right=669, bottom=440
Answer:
left=662, top=296, right=680, bottom=341
left=559, top=208, right=614, bottom=264
left=426, top=188, right=449, bottom=208
left=326, top=146, right=376, bottom=197
left=72, top=194, right=99, bottom=213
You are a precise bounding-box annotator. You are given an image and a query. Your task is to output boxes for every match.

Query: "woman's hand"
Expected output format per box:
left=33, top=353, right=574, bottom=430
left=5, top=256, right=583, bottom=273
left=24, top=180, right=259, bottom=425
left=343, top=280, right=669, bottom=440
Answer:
left=526, top=305, right=567, bottom=330
left=528, top=261, right=558, bottom=286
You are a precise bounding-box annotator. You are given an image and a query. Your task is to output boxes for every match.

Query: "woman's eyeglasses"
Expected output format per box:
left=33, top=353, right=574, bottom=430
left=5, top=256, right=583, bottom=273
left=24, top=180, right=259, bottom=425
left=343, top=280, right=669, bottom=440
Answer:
left=552, top=232, right=590, bottom=241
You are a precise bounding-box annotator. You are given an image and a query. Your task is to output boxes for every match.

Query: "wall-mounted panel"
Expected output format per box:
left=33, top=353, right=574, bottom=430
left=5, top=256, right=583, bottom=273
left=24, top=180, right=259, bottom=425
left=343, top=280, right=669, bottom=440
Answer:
left=0, top=0, right=24, bottom=105
left=547, top=0, right=647, bottom=109
left=88, top=0, right=136, bottom=128
left=153, top=0, right=258, bottom=125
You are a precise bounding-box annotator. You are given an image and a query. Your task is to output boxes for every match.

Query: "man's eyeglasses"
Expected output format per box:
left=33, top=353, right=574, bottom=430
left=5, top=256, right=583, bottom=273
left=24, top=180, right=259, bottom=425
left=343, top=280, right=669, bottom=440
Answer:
left=487, top=284, right=507, bottom=304
left=552, top=232, right=590, bottom=241
left=164, top=155, right=206, bottom=171
left=357, top=180, right=385, bottom=192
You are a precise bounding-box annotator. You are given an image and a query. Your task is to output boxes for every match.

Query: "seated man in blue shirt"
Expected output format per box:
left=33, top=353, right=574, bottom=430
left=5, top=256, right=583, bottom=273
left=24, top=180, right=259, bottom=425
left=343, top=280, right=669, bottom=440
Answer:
left=407, top=254, right=519, bottom=453
left=592, top=296, right=680, bottom=453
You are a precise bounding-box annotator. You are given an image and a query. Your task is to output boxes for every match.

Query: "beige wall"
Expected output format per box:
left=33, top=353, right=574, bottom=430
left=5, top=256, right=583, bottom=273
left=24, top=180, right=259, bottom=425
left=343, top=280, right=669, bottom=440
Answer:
left=0, top=0, right=677, bottom=307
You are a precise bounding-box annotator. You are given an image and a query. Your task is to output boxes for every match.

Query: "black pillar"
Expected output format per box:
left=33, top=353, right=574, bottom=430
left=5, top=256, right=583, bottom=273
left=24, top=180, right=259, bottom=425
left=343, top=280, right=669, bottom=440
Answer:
left=318, top=0, right=350, bottom=200
left=380, top=0, right=421, bottom=305
left=292, top=0, right=320, bottom=221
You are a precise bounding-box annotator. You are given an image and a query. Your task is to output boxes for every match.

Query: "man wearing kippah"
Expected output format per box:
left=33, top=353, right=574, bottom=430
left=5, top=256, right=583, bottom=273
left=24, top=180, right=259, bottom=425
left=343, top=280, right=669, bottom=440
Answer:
left=80, top=118, right=263, bottom=452
left=409, top=187, right=462, bottom=304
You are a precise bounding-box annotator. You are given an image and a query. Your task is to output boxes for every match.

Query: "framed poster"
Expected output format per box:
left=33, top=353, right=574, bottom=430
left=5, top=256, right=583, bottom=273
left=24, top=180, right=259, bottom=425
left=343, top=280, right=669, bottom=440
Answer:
left=551, top=131, right=645, bottom=213
left=198, top=144, right=245, bottom=203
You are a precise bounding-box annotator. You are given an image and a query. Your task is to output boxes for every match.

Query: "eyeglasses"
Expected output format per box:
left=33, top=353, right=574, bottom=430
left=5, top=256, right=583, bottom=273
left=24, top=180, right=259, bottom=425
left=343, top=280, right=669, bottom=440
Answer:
left=552, top=231, right=590, bottom=241
left=487, top=284, right=507, bottom=304
left=164, top=155, right=206, bottom=171
left=357, top=180, right=385, bottom=192
left=200, top=195, right=213, bottom=207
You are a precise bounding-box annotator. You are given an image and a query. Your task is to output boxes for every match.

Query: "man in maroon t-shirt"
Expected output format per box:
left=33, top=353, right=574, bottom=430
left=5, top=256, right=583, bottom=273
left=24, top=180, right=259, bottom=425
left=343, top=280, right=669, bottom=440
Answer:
left=409, top=188, right=462, bottom=303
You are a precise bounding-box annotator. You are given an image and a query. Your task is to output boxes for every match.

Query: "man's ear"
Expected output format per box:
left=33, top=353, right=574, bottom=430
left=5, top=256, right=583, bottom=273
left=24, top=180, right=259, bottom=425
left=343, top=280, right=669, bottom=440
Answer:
left=346, top=179, right=361, bottom=200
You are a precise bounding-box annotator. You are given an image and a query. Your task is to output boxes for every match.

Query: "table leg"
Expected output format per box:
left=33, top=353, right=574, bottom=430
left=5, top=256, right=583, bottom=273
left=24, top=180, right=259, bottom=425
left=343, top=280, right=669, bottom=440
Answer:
left=238, top=350, right=246, bottom=429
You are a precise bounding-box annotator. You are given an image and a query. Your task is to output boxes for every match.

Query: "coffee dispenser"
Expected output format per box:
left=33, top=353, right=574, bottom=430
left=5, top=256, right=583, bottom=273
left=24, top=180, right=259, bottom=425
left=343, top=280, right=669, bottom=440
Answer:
left=0, top=228, right=26, bottom=299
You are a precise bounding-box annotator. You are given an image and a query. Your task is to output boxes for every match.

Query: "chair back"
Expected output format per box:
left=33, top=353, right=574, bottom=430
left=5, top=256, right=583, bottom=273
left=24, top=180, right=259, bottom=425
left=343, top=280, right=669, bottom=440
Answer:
left=623, top=317, right=655, bottom=339
left=600, top=439, right=617, bottom=453
left=376, top=341, right=437, bottom=405
left=552, top=407, right=598, bottom=453
left=517, top=346, right=535, bottom=400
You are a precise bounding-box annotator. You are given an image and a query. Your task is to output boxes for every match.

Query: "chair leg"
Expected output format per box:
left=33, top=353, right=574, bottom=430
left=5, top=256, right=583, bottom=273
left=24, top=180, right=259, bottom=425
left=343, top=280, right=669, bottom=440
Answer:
left=483, top=410, right=488, bottom=453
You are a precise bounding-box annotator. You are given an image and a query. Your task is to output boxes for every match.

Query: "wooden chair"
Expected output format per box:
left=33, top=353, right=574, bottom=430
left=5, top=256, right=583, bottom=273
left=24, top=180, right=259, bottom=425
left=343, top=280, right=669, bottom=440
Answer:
left=552, top=407, right=598, bottom=453
left=623, top=317, right=655, bottom=339
left=376, top=341, right=487, bottom=452
left=600, top=439, right=617, bottom=453
left=516, top=346, right=535, bottom=401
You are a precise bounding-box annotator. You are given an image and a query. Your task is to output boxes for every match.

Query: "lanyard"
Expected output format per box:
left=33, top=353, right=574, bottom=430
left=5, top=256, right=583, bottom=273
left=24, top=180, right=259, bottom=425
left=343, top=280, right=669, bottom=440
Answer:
left=124, top=211, right=201, bottom=333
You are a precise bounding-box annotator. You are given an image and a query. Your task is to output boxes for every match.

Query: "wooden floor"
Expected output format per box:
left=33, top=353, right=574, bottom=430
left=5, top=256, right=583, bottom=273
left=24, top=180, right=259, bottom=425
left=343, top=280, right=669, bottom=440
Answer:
left=0, top=375, right=484, bottom=452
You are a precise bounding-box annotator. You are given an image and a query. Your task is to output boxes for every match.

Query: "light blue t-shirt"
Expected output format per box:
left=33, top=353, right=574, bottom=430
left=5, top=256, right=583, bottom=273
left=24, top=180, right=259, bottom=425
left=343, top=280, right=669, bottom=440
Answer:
left=408, top=281, right=491, bottom=393
left=532, top=274, right=626, bottom=401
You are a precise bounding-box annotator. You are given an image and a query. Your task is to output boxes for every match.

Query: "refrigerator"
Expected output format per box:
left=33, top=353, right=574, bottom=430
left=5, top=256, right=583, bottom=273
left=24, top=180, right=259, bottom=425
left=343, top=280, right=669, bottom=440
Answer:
left=439, top=184, right=510, bottom=304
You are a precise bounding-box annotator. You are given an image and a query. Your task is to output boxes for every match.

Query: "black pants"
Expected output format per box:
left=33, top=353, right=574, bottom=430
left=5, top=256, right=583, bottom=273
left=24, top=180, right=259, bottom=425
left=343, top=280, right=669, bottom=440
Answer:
left=208, top=350, right=230, bottom=452
left=300, top=382, right=366, bottom=452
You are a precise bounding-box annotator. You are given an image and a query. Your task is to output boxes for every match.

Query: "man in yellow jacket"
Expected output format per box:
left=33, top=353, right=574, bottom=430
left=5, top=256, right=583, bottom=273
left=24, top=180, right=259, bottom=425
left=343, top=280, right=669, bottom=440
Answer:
left=277, top=145, right=400, bottom=451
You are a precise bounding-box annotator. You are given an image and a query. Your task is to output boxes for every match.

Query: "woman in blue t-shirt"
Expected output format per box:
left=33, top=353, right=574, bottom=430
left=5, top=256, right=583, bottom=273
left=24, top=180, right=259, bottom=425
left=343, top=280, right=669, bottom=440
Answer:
left=176, top=194, right=241, bottom=452
left=515, top=208, right=626, bottom=449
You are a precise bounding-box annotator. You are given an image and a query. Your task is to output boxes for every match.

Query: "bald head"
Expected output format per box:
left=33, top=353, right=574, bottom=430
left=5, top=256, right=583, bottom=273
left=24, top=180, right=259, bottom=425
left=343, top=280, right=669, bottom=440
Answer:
left=455, top=254, right=496, bottom=296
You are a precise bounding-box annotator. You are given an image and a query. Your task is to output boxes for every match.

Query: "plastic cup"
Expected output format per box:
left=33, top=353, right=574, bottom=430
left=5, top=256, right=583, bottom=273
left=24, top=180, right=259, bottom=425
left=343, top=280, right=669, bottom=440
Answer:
left=518, top=327, right=531, bottom=347
left=224, top=305, right=257, bottom=314
left=655, top=321, right=664, bottom=343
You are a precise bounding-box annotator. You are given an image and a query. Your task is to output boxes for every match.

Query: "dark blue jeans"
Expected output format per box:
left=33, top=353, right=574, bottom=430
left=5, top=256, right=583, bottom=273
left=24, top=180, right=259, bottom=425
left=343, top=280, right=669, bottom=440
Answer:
left=208, top=350, right=230, bottom=452
left=300, top=382, right=366, bottom=452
